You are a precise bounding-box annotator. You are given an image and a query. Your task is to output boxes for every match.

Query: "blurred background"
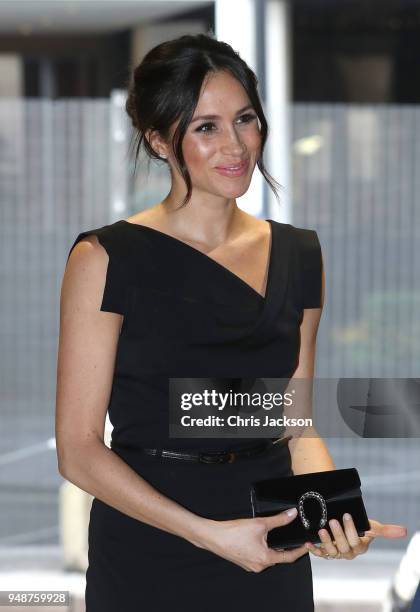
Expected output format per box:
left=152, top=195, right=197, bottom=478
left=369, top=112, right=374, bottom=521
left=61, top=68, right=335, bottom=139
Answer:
left=0, top=0, right=419, bottom=610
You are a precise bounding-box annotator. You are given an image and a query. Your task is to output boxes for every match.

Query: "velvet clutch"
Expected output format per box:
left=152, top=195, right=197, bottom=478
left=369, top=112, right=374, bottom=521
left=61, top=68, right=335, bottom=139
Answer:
left=250, top=468, right=371, bottom=549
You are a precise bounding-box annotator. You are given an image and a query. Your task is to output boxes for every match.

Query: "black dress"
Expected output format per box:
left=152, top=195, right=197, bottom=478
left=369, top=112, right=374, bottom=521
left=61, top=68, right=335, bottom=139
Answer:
left=66, top=218, right=323, bottom=612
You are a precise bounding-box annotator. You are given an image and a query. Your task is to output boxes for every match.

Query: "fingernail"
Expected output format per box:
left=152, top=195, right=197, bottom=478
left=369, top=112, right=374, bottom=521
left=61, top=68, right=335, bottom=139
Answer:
left=287, top=507, right=297, bottom=517
left=344, top=513, right=351, bottom=521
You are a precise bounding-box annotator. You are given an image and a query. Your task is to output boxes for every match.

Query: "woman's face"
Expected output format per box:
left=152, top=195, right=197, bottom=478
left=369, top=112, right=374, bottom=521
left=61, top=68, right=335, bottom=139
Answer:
left=167, top=70, right=262, bottom=201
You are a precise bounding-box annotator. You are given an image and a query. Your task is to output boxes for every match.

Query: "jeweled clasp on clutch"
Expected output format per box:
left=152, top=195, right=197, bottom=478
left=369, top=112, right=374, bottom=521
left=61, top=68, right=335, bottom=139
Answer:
left=298, top=490, right=328, bottom=530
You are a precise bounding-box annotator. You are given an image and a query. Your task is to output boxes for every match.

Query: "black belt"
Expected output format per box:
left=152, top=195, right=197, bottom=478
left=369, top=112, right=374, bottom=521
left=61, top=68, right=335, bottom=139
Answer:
left=134, top=436, right=291, bottom=464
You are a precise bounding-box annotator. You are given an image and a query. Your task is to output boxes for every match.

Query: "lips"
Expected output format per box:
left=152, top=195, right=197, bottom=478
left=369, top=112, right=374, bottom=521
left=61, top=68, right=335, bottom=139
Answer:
left=215, top=159, right=249, bottom=177
left=216, top=159, right=248, bottom=170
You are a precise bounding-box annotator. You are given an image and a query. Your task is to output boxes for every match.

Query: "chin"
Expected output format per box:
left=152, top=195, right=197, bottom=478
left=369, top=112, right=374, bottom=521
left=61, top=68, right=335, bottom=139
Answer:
left=212, top=180, right=252, bottom=198
left=220, top=185, right=250, bottom=199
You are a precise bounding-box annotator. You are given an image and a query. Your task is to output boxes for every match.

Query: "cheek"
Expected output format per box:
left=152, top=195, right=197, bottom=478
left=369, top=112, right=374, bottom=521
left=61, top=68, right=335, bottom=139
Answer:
left=182, top=137, right=218, bottom=172
left=181, top=128, right=262, bottom=176
left=245, top=127, right=262, bottom=152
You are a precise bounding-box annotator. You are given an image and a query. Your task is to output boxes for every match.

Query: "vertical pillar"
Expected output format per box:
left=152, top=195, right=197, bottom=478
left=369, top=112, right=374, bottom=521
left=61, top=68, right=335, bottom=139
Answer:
left=109, top=89, right=129, bottom=220
left=215, top=0, right=264, bottom=218
left=265, top=0, right=292, bottom=223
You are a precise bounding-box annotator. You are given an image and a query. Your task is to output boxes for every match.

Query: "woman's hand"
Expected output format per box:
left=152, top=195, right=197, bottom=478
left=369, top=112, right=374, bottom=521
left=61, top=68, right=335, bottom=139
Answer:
left=200, top=507, right=308, bottom=572
left=305, top=514, right=408, bottom=560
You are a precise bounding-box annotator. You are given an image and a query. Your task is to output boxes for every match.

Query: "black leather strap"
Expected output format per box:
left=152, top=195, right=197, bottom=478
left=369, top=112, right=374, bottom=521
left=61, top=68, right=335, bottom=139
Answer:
left=137, top=439, right=288, bottom=464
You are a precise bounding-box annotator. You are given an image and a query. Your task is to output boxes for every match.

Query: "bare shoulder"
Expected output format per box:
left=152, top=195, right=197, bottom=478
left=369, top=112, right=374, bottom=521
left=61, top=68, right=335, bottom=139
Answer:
left=63, top=231, right=124, bottom=333
left=63, top=234, right=109, bottom=309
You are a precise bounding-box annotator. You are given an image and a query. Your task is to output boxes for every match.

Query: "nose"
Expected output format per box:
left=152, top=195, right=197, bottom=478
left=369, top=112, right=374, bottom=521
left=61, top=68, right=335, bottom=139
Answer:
left=220, top=125, right=247, bottom=156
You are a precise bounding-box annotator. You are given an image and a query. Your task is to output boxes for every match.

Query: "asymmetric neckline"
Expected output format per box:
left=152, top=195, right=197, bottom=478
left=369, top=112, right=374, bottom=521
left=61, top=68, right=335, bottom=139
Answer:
left=117, top=218, right=274, bottom=302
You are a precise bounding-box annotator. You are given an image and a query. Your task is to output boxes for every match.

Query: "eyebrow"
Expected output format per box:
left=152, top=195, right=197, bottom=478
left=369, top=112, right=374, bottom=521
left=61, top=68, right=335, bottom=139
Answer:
left=190, top=104, right=255, bottom=124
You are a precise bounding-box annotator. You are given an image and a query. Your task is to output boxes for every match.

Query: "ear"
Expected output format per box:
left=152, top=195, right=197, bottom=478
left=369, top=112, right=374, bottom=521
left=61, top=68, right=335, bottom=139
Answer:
left=145, top=128, right=169, bottom=159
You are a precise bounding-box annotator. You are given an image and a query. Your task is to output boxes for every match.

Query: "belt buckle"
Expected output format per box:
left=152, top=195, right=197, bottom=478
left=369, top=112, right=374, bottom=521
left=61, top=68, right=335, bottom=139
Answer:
left=199, top=452, right=223, bottom=464
left=227, top=451, right=236, bottom=463
left=199, top=451, right=234, bottom=464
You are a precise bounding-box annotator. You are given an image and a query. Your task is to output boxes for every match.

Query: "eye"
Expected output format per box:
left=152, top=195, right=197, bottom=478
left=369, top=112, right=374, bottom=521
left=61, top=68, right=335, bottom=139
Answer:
left=237, top=113, right=257, bottom=124
left=194, top=113, right=257, bottom=134
left=195, top=122, right=216, bottom=134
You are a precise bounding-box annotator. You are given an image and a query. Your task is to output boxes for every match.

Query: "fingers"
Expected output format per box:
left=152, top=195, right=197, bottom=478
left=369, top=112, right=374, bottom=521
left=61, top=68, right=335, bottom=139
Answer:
left=305, top=541, right=325, bottom=557
left=297, top=514, right=406, bottom=563
left=306, top=514, right=370, bottom=559
left=329, top=518, right=352, bottom=554
left=364, top=519, right=407, bottom=539
left=263, top=507, right=298, bottom=530
left=341, top=513, right=362, bottom=545
left=269, top=543, right=309, bottom=564
left=332, top=515, right=368, bottom=557
left=305, top=536, right=340, bottom=559
left=318, top=526, right=340, bottom=557
left=379, top=524, right=408, bottom=538
left=282, top=544, right=309, bottom=563
left=258, top=508, right=307, bottom=568
left=262, top=511, right=406, bottom=566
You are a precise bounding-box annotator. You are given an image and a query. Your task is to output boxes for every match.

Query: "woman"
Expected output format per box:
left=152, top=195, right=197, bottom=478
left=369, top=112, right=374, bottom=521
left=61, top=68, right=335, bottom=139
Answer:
left=56, top=33, right=407, bottom=611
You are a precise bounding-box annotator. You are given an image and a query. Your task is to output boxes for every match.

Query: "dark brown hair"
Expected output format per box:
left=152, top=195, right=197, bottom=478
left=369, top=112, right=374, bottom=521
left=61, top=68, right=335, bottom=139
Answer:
left=125, top=32, right=281, bottom=208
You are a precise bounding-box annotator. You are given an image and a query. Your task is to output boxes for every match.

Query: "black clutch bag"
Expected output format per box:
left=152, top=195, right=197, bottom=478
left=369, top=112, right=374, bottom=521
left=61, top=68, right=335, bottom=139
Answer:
left=250, top=468, right=370, bottom=549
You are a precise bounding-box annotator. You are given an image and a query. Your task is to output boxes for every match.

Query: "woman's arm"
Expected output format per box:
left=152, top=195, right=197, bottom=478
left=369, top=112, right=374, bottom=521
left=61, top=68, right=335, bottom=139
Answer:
left=56, top=236, right=211, bottom=549
left=286, top=259, right=408, bottom=558
left=286, top=260, right=336, bottom=474
left=295, top=308, right=408, bottom=558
